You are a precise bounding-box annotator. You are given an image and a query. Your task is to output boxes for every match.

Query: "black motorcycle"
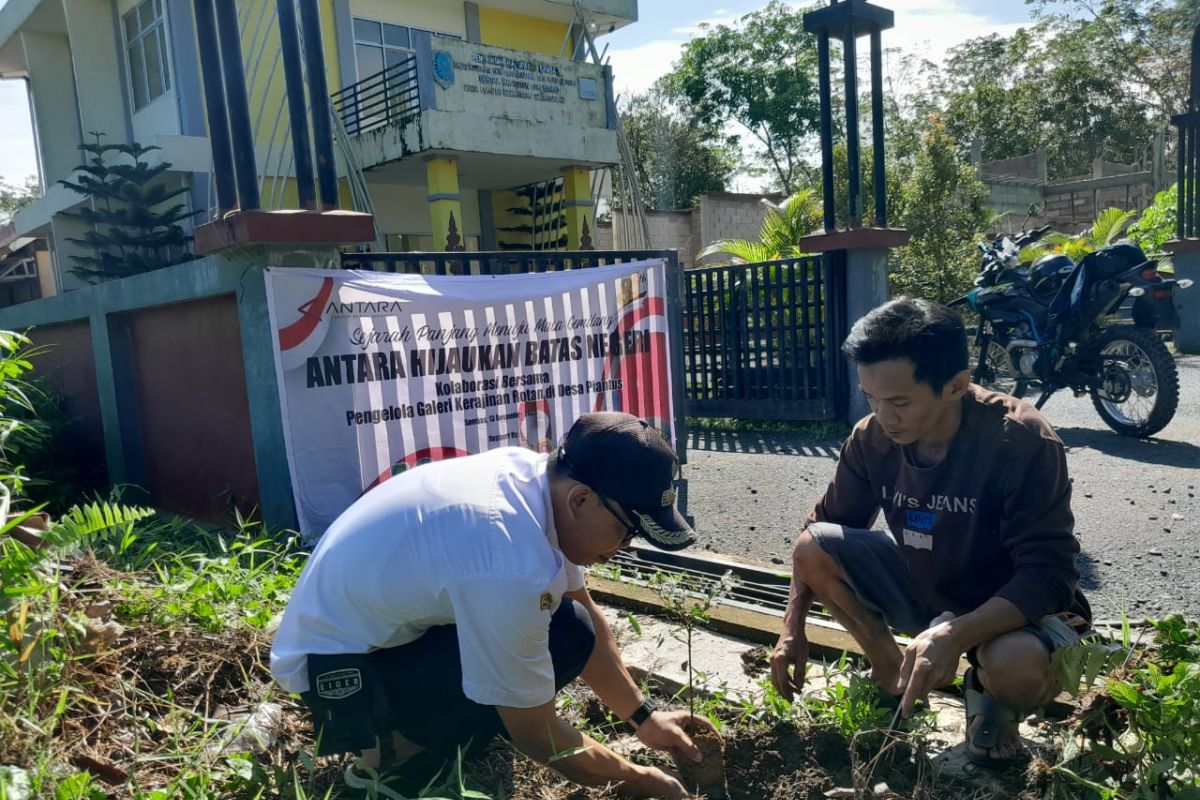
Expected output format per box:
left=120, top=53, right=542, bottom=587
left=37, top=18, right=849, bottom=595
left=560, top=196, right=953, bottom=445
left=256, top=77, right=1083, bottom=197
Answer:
left=951, top=224, right=1193, bottom=438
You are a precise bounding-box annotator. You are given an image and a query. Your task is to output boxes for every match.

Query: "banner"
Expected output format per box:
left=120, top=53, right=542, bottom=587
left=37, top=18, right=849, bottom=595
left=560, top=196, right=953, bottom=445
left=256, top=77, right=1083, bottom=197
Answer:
left=264, top=260, right=676, bottom=535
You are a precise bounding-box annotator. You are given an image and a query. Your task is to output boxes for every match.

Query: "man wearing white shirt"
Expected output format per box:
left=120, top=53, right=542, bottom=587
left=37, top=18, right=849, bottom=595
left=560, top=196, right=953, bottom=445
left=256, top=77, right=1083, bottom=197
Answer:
left=271, top=412, right=711, bottom=799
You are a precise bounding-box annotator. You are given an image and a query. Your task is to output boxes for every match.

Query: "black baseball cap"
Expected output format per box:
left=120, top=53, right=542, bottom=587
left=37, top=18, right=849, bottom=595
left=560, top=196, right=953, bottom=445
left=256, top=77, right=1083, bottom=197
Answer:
left=557, top=412, right=695, bottom=551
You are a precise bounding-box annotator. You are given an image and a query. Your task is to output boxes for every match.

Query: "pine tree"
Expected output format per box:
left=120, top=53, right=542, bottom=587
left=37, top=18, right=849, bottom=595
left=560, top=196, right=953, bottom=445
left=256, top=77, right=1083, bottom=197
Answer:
left=58, top=133, right=194, bottom=283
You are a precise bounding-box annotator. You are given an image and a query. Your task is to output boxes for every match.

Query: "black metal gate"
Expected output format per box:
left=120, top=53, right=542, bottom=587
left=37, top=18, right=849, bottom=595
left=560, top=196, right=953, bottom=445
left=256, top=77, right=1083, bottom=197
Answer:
left=343, top=249, right=845, bottom=424
left=682, top=255, right=840, bottom=422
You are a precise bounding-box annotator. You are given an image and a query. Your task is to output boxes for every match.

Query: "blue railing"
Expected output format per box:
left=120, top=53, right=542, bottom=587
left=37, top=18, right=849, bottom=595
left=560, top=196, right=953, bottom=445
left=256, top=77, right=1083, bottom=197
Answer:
left=330, top=55, right=421, bottom=137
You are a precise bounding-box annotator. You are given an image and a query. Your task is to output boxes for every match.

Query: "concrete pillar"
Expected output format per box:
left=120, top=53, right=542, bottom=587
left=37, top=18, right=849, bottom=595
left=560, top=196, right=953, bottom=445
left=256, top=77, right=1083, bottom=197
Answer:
left=20, top=31, right=83, bottom=186
left=798, top=228, right=908, bottom=425
left=1165, top=244, right=1200, bottom=354
left=842, top=248, right=892, bottom=423
left=62, top=0, right=128, bottom=143
left=425, top=156, right=465, bottom=251
left=561, top=166, right=596, bottom=250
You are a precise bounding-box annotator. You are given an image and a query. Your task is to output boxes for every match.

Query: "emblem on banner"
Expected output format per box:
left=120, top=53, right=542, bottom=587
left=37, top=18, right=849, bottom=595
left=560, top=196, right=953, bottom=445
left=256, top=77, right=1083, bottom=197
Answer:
left=617, top=272, right=648, bottom=309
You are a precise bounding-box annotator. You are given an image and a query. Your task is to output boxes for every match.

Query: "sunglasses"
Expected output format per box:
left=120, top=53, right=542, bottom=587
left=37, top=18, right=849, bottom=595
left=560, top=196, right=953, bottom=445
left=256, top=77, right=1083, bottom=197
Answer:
left=596, top=492, right=639, bottom=547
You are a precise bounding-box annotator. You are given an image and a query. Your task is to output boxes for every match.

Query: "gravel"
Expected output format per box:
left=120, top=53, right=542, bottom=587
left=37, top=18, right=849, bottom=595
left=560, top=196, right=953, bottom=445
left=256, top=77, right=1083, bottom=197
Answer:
left=682, top=355, right=1200, bottom=621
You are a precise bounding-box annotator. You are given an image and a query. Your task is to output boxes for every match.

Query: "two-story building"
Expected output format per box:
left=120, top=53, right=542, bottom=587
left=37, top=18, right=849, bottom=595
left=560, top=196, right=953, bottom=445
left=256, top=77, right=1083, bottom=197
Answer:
left=0, top=0, right=634, bottom=303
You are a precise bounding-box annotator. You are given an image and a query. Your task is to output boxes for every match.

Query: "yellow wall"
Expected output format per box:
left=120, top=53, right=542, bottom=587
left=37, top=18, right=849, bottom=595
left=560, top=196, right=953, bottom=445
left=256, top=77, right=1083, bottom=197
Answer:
left=235, top=0, right=342, bottom=208
left=477, top=7, right=569, bottom=56
left=348, top=0, right=467, bottom=37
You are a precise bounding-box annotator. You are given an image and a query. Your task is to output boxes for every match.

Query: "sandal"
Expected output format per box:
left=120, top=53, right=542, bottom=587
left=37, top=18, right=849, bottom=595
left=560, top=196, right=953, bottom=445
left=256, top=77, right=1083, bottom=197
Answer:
left=963, top=666, right=1029, bottom=770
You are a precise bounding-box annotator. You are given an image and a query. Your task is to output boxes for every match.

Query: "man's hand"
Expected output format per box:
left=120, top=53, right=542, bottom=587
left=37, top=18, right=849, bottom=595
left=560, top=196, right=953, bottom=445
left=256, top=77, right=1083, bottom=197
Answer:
left=897, top=616, right=963, bottom=717
left=620, top=765, right=692, bottom=798
left=770, top=627, right=809, bottom=702
left=634, top=710, right=717, bottom=764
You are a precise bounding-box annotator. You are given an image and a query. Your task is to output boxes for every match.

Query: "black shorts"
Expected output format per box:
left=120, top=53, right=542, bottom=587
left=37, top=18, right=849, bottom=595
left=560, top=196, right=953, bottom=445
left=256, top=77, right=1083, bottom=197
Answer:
left=299, top=596, right=596, bottom=760
left=807, top=522, right=1088, bottom=658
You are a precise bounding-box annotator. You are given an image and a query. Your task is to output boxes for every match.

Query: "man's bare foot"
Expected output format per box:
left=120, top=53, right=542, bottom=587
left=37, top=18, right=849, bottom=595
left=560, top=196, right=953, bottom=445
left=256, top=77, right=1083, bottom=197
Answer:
left=966, top=713, right=1027, bottom=764
left=870, top=660, right=904, bottom=696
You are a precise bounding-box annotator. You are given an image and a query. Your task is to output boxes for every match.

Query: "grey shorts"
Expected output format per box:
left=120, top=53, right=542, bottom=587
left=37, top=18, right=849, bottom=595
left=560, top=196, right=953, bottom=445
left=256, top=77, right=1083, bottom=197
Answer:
left=807, top=522, right=1086, bottom=658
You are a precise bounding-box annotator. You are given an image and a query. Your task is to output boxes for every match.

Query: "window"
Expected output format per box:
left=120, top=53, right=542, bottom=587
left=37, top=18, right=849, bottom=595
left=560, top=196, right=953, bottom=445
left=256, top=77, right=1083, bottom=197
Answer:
left=351, top=18, right=459, bottom=81
left=123, top=0, right=171, bottom=111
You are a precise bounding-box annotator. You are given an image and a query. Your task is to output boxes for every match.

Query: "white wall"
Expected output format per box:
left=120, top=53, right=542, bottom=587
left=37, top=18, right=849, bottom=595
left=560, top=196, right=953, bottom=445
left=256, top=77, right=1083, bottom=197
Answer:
left=20, top=30, right=82, bottom=185
left=63, top=0, right=128, bottom=143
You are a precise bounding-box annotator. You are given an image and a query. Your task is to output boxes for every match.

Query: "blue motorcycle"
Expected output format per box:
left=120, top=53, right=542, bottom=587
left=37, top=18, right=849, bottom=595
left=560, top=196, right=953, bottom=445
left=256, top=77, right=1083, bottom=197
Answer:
left=951, top=225, right=1193, bottom=437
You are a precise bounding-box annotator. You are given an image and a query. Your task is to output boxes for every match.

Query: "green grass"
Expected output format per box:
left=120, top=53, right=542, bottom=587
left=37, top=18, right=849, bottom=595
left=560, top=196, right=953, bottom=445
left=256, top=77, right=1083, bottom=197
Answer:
left=683, top=415, right=849, bottom=439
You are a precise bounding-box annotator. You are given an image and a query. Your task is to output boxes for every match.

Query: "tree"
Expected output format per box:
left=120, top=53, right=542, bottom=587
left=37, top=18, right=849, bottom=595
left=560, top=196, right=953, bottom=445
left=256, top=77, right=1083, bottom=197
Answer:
left=0, top=176, right=41, bottom=224
left=58, top=135, right=194, bottom=283
left=662, top=0, right=820, bottom=194
left=1128, top=184, right=1177, bottom=253
left=619, top=88, right=738, bottom=210
left=891, top=115, right=989, bottom=304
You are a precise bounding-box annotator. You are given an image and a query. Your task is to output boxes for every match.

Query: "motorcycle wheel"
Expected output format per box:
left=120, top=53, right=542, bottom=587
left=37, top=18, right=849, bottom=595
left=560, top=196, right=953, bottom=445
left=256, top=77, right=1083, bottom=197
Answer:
left=970, top=338, right=1028, bottom=398
left=1089, top=326, right=1179, bottom=438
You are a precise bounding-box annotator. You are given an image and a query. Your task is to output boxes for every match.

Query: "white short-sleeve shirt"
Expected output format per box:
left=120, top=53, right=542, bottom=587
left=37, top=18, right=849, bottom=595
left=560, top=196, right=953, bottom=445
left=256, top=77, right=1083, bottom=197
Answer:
left=270, top=448, right=587, bottom=708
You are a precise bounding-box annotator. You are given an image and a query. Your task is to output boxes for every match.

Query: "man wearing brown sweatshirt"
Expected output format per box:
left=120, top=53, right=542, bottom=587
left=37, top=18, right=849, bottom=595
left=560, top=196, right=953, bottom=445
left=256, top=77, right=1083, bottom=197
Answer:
left=770, top=298, right=1090, bottom=769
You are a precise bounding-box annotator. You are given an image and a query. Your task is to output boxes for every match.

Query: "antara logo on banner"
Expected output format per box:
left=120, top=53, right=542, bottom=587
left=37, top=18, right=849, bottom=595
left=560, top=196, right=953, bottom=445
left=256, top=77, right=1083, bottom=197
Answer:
left=264, top=261, right=677, bottom=536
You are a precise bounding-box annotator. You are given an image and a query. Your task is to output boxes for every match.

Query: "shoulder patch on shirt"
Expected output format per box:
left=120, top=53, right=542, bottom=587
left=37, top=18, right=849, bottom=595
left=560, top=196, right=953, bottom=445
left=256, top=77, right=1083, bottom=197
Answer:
left=315, top=668, right=362, bottom=700
left=539, top=591, right=553, bottom=611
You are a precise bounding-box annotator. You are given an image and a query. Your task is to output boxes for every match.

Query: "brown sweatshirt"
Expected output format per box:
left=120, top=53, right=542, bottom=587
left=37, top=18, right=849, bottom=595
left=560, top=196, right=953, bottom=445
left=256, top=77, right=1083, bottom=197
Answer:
left=809, top=385, right=1091, bottom=624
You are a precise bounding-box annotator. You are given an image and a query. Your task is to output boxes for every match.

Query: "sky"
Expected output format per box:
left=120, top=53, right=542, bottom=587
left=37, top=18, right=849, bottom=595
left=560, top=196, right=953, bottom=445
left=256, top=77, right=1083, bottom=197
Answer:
left=0, top=0, right=1032, bottom=187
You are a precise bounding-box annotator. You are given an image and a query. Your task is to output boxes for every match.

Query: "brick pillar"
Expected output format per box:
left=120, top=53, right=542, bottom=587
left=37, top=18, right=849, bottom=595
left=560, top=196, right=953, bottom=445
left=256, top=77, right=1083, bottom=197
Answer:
left=426, top=156, right=465, bottom=251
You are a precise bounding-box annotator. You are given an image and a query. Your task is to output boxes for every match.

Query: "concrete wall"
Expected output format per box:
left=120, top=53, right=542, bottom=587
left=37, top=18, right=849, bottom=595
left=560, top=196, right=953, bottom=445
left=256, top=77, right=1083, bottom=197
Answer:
left=695, top=193, right=779, bottom=264
left=125, top=294, right=260, bottom=521
left=63, top=0, right=128, bottom=144
left=21, top=30, right=82, bottom=187
left=26, top=319, right=108, bottom=491
left=0, top=255, right=298, bottom=531
left=369, top=178, right=482, bottom=239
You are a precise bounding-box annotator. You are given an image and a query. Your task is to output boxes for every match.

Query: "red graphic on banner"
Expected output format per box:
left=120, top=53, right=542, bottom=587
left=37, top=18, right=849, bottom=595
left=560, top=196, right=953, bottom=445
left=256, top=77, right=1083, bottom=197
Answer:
left=362, top=445, right=473, bottom=493
left=594, top=295, right=671, bottom=433
left=279, top=277, right=334, bottom=351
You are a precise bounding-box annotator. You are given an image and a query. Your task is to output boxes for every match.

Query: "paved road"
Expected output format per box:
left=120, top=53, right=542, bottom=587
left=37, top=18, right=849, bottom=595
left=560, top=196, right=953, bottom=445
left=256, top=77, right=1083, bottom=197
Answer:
left=683, top=355, right=1200, bottom=621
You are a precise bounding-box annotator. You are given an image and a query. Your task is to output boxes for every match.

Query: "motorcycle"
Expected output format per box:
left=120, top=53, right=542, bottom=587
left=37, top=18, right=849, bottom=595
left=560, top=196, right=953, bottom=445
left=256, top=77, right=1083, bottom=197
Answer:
left=950, top=218, right=1193, bottom=438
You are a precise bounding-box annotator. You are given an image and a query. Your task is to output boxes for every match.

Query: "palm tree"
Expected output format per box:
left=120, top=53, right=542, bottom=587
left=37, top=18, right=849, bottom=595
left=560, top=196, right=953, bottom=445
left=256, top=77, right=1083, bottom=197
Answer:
left=1021, top=207, right=1137, bottom=264
left=698, top=189, right=823, bottom=264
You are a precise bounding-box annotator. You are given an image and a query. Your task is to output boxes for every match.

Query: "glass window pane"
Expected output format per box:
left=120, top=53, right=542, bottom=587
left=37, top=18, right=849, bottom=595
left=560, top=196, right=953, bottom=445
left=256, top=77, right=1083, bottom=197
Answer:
left=123, top=11, right=138, bottom=43
left=355, top=44, right=383, bottom=81
left=382, top=24, right=409, bottom=49
left=353, top=18, right=380, bottom=44
left=128, top=44, right=149, bottom=110
left=158, top=26, right=171, bottom=91
left=154, top=0, right=162, bottom=18
left=138, top=0, right=155, bottom=32
left=144, top=25, right=165, bottom=99
left=384, top=48, right=409, bottom=70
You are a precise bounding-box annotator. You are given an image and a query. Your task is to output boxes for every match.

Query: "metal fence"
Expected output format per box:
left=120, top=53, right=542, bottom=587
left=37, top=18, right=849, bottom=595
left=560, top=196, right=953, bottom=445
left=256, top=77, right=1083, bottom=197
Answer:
left=682, top=255, right=840, bottom=421
left=1173, top=24, right=1200, bottom=238
left=342, top=250, right=844, bottom=423
left=331, top=56, right=421, bottom=138
left=342, top=249, right=669, bottom=275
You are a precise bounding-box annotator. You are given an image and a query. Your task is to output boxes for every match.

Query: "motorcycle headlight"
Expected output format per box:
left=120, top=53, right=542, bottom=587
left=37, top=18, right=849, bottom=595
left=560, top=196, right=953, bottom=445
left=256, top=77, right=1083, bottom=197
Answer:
left=1128, top=287, right=1146, bottom=297
left=1179, top=279, right=1195, bottom=289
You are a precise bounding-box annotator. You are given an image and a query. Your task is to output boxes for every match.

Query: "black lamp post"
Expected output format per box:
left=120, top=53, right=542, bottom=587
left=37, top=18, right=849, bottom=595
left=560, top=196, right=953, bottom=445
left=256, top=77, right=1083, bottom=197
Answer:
left=803, top=0, right=894, bottom=232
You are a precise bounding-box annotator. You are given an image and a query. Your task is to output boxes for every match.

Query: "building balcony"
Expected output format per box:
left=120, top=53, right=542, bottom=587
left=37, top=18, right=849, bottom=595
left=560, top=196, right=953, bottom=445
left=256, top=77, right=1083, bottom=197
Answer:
left=331, top=33, right=619, bottom=189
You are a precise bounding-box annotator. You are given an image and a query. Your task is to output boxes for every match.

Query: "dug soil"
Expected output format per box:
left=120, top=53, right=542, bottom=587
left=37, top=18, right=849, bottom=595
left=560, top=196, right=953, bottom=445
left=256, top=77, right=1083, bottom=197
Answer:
left=481, top=720, right=934, bottom=800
